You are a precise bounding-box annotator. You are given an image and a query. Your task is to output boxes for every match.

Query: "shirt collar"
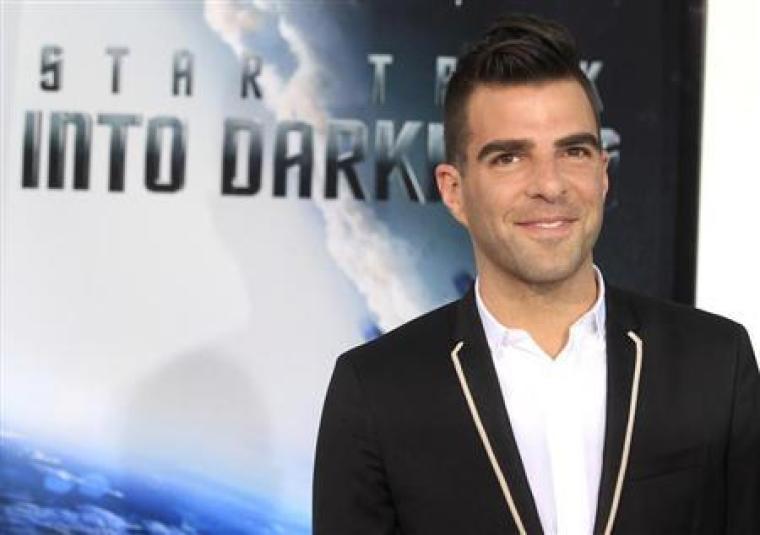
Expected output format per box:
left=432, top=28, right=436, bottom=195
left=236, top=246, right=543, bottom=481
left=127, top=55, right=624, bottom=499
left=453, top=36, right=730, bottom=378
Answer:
left=475, top=266, right=607, bottom=354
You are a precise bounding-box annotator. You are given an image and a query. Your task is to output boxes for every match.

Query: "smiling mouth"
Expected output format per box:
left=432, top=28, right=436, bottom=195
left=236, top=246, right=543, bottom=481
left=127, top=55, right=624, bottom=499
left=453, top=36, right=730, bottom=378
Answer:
left=516, top=218, right=577, bottom=227
left=525, top=220, right=567, bottom=229
left=515, top=218, right=577, bottom=235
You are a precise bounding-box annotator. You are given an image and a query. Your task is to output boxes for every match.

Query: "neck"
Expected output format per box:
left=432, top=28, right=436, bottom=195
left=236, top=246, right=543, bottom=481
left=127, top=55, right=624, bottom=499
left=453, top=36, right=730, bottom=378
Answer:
left=478, top=262, right=599, bottom=357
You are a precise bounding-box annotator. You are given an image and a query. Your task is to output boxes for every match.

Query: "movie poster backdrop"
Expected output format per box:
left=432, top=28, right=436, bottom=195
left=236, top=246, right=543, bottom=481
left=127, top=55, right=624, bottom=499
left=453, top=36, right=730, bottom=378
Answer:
left=1, top=1, right=703, bottom=532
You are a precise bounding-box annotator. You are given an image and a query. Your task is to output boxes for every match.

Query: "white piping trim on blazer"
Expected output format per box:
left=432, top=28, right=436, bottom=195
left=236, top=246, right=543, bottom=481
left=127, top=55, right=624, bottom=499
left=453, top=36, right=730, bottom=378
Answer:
left=450, top=340, right=527, bottom=535
left=603, top=330, right=643, bottom=535
left=450, top=331, right=643, bottom=535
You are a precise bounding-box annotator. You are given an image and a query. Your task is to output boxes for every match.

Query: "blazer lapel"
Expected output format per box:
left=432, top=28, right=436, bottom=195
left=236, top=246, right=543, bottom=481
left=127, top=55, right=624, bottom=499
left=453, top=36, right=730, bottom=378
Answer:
left=452, top=288, right=544, bottom=534
left=593, top=286, right=641, bottom=534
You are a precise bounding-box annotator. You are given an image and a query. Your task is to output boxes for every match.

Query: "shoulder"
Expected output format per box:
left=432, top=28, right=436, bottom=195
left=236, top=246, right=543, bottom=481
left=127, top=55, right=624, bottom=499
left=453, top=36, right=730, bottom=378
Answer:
left=608, top=284, right=749, bottom=349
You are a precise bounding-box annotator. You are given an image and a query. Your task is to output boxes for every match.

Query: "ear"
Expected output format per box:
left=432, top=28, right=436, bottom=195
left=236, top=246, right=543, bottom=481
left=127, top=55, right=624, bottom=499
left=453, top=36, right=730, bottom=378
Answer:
left=600, top=150, right=610, bottom=199
left=435, top=162, right=469, bottom=227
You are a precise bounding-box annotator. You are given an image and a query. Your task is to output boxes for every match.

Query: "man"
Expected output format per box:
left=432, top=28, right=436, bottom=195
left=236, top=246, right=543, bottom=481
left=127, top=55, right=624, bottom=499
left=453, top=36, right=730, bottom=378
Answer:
left=313, top=14, right=759, bottom=535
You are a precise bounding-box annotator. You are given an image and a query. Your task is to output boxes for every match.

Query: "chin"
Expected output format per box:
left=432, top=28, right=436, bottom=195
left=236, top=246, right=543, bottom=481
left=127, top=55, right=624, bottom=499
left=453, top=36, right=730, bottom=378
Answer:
left=508, top=254, right=589, bottom=286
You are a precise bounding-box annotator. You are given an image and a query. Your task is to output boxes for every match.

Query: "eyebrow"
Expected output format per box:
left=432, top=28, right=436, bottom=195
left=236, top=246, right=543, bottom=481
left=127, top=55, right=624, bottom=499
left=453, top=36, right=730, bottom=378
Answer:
left=554, top=132, right=601, bottom=150
left=476, top=139, right=534, bottom=162
left=475, top=132, right=602, bottom=162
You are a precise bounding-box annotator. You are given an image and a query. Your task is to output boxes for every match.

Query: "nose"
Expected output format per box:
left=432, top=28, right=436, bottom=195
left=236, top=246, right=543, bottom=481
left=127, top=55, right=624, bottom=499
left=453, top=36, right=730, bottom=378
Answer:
left=525, top=156, right=566, bottom=202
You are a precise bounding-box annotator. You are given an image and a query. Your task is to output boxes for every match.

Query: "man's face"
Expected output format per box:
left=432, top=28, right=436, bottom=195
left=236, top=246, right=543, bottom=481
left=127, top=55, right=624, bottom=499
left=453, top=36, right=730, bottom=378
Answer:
left=437, top=79, right=609, bottom=287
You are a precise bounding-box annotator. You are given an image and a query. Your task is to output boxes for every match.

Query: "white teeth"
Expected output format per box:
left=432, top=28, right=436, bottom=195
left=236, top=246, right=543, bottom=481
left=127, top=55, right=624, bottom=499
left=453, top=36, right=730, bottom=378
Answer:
left=535, top=221, right=564, bottom=228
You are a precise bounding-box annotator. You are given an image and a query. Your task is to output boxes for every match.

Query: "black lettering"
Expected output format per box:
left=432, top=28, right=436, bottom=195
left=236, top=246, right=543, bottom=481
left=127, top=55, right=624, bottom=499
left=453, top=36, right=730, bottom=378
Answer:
left=145, top=116, right=186, bottom=192
left=48, top=112, right=91, bottom=190
left=22, top=111, right=42, bottom=188
left=172, top=50, right=193, bottom=96
left=325, top=119, right=367, bottom=200
left=274, top=121, right=313, bottom=198
left=368, top=54, right=393, bottom=105
left=222, top=118, right=263, bottom=195
left=435, top=56, right=456, bottom=106
left=97, top=113, right=141, bottom=191
left=375, top=120, right=424, bottom=202
left=105, top=47, right=129, bottom=94
left=241, top=53, right=263, bottom=99
left=41, top=45, right=62, bottom=91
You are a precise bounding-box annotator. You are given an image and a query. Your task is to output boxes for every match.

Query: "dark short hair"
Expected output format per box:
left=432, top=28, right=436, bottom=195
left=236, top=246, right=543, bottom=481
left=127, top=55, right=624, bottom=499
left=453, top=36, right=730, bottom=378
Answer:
left=443, top=13, right=601, bottom=165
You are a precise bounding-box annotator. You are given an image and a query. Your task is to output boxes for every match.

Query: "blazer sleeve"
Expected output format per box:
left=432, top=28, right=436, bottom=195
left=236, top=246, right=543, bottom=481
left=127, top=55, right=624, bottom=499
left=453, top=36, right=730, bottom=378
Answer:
left=725, top=325, right=760, bottom=533
left=313, top=355, right=399, bottom=535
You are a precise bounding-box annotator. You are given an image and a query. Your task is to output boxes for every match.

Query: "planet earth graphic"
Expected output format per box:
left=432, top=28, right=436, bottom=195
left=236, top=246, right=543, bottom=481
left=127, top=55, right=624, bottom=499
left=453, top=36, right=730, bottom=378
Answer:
left=0, top=432, right=309, bottom=534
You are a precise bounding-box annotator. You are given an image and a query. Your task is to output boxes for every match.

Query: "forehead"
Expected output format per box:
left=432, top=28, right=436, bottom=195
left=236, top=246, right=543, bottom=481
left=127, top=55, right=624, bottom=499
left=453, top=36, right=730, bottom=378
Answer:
left=465, top=80, right=598, bottom=150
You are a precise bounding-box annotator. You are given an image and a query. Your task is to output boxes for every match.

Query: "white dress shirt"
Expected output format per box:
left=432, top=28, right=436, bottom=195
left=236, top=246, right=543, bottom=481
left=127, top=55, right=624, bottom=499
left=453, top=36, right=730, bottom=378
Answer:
left=475, top=270, right=607, bottom=535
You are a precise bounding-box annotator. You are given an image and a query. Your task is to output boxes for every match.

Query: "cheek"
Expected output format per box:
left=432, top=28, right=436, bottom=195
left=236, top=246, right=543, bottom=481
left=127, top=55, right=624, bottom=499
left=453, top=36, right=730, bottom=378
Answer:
left=575, top=177, right=607, bottom=204
left=464, top=187, right=518, bottom=236
left=580, top=184, right=607, bottom=229
left=460, top=169, right=525, bottom=224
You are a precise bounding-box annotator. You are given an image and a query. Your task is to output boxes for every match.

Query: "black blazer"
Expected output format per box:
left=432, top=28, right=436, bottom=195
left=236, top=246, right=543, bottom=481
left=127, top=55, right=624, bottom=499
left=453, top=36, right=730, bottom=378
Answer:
left=313, top=286, right=760, bottom=534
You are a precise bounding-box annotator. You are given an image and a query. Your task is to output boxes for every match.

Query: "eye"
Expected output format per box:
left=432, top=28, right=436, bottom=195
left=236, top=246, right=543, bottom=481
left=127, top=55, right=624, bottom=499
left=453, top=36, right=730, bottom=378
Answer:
left=564, top=145, right=593, bottom=159
left=490, top=152, right=522, bottom=166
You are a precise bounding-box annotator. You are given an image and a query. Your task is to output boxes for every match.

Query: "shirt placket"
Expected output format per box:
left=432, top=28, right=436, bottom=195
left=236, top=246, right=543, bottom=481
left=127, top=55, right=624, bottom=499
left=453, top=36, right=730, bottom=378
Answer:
left=546, top=333, right=592, bottom=535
